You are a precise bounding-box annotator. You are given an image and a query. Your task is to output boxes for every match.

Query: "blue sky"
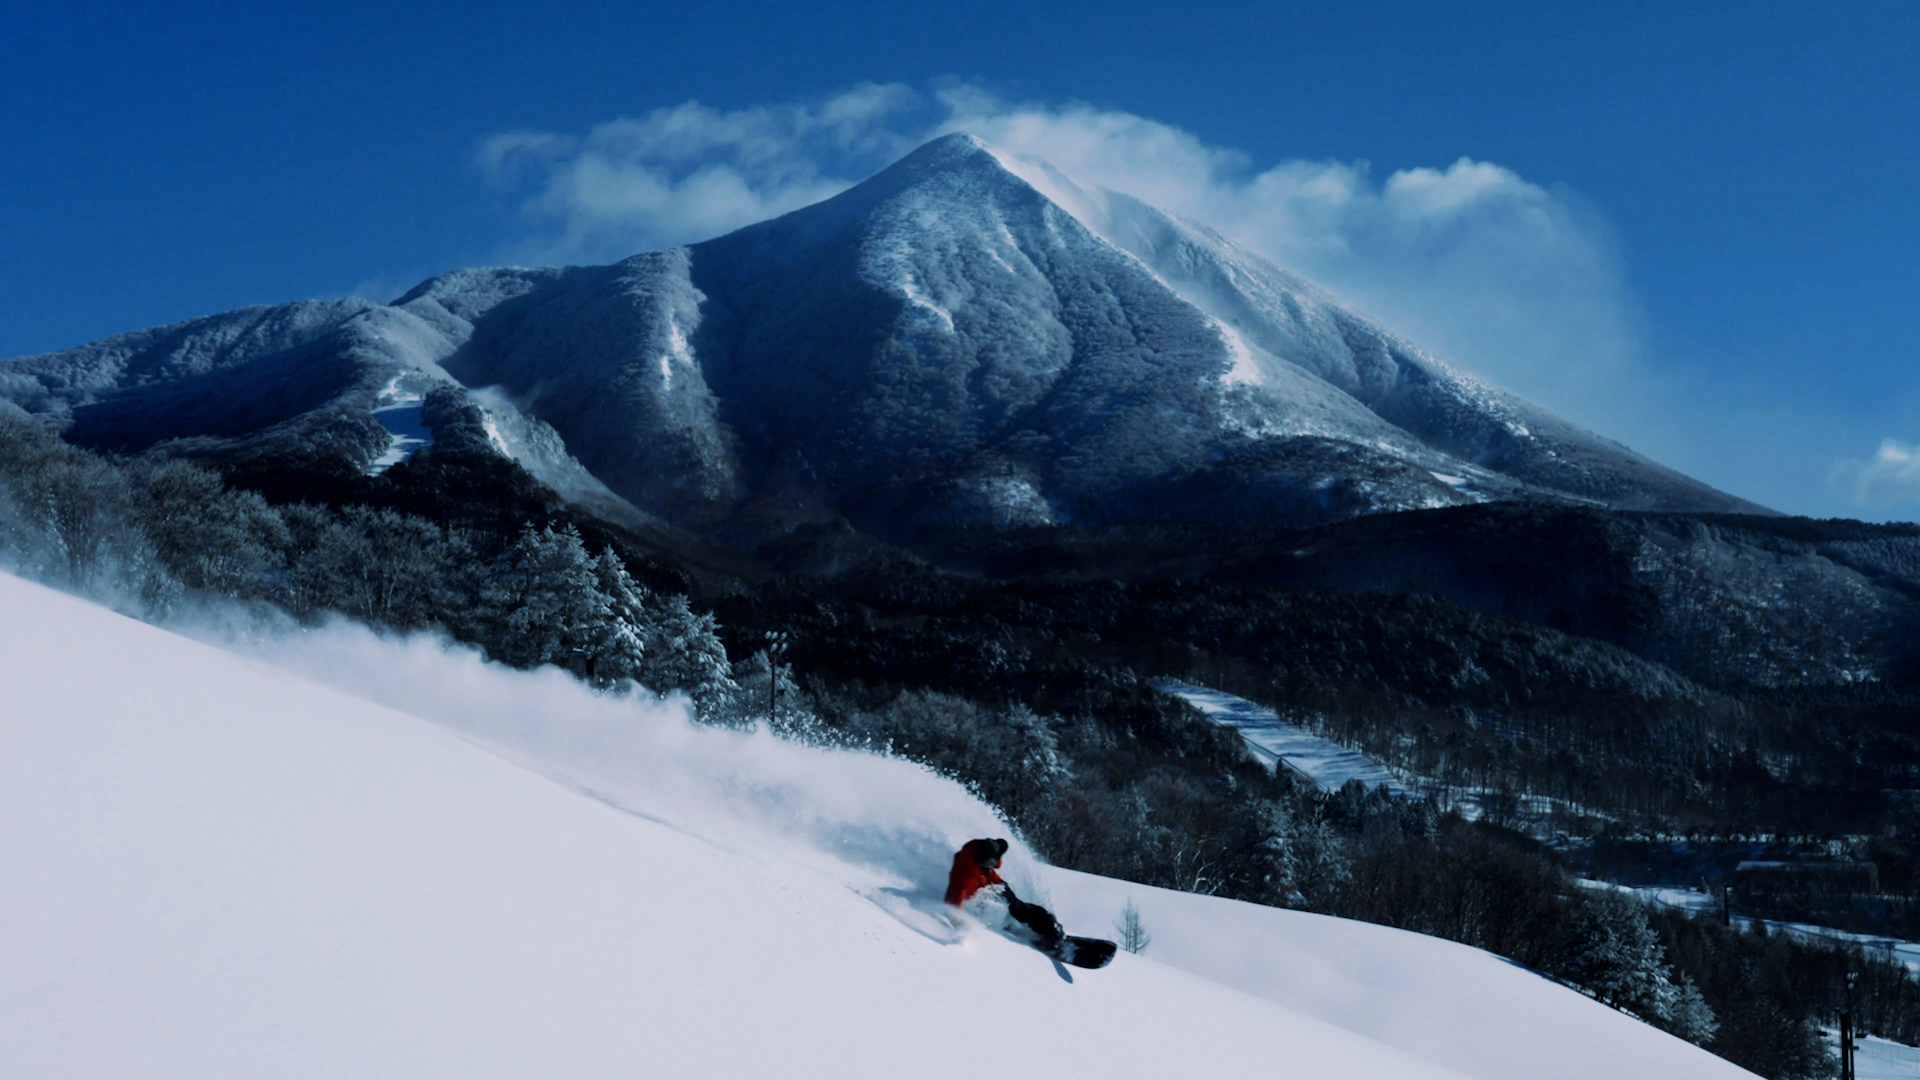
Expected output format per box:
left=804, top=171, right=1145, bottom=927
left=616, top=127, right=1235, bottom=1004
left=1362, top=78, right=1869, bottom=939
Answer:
left=4, top=1, right=1916, bottom=519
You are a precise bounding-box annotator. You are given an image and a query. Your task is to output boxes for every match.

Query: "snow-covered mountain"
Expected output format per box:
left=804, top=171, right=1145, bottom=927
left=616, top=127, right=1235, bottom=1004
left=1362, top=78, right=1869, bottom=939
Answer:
left=1, top=569, right=1759, bottom=1078
left=0, top=134, right=1764, bottom=543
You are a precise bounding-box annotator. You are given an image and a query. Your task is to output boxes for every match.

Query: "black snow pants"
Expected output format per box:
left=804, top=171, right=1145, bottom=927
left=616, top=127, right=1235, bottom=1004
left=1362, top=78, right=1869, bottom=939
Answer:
left=1002, top=887, right=1063, bottom=947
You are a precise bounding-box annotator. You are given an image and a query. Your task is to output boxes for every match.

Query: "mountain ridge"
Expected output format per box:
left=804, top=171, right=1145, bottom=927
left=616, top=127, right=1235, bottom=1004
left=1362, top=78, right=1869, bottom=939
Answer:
left=0, top=132, right=1767, bottom=548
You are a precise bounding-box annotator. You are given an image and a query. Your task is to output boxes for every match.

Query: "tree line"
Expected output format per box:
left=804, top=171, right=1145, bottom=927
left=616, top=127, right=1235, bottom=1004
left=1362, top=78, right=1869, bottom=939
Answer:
left=0, top=403, right=762, bottom=719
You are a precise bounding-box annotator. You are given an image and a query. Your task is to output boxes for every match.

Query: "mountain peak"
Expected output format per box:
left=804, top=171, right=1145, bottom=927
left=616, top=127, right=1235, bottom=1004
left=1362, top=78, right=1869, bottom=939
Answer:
left=907, top=130, right=994, bottom=157
left=883, top=132, right=1095, bottom=214
left=686, top=130, right=1043, bottom=265
left=855, top=130, right=1032, bottom=195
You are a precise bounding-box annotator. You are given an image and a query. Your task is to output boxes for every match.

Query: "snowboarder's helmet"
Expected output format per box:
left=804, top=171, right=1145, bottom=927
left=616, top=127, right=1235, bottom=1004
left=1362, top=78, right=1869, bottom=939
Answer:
left=968, top=837, right=1009, bottom=868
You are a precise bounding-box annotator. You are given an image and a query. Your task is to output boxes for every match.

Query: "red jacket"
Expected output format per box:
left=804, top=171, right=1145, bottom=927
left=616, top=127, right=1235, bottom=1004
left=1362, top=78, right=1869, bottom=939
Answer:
left=945, top=845, right=1004, bottom=906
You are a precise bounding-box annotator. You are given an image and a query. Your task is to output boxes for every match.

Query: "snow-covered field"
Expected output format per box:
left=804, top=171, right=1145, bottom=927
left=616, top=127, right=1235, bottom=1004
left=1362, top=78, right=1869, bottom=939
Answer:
left=1585, top=880, right=1920, bottom=975
left=1, top=572, right=1754, bottom=1078
left=1834, top=1033, right=1920, bottom=1079
left=1155, top=679, right=1407, bottom=794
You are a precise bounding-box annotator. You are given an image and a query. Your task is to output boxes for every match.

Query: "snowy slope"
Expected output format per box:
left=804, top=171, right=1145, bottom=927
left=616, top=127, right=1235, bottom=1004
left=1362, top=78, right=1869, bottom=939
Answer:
left=981, top=143, right=1752, bottom=515
left=0, top=572, right=1444, bottom=1079
left=0, top=572, right=1756, bottom=1079
left=1153, top=679, right=1407, bottom=794
left=1042, top=871, right=1753, bottom=1080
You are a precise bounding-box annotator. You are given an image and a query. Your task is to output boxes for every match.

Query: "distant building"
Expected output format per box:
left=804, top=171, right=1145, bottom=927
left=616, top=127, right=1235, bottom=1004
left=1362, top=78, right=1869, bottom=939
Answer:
left=1731, top=860, right=1879, bottom=911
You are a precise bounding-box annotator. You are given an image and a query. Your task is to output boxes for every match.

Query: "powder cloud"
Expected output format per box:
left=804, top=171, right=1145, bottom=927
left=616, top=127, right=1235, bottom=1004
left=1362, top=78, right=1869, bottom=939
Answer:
left=198, top=612, right=1018, bottom=902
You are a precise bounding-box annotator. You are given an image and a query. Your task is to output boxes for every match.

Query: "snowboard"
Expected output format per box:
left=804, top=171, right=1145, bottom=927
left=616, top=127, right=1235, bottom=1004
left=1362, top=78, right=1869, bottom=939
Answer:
left=1042, top=935, right=1118, bottom=969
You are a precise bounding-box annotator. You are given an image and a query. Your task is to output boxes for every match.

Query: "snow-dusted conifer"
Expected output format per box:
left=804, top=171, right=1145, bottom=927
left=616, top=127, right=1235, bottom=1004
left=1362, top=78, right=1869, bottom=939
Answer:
left=587, top=548, right=651, bottom=685
left=478, top=523, right=609, bottom=671
left=1007, top=705, right=1060, bottom=813
left=636, top=593, right=737, bottom=717
left=1285, top=809, right=1351, bottom=909
left=721, top=648, right=796, bottom=727
left=1562, top=891, right=1676, bottom=1022
left=1663, top=976, right=1718, bottom=1045
left=1238, top=797, right=1299, bottom=906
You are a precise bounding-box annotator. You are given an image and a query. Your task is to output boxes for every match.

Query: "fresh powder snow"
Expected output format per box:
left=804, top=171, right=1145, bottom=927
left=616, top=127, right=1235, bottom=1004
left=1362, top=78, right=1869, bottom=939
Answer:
left=1, top=572, right=1756, bottom=1079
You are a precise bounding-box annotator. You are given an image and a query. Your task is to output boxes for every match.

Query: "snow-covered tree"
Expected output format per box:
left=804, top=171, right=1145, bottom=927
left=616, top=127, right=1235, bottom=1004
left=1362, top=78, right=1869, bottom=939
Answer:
left=635, top=593, right=737, bottom=717
left=989, top=704, right=1070, bottom=821
left=586, top=548, right=650, bottom=686
left=1232, top=796, right=1299, bottom=907
left=722, top=630, right=833, bottom=739
left=130, top=459, right=287, bottom=602
left=1562, top=891, right=1677, bottom=1021
left=477, top=524, right=609, bottom=671
left=1286, top=808, right=1351, bottom=909
left=1663, top=976, right=1718, bottom=1045
left=0, top=407, right=176, bottom=610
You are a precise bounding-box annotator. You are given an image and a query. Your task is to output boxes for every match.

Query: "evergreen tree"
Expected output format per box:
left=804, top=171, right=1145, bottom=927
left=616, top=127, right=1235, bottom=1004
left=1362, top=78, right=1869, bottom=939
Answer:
left=723, top=641, right=817, bottom=734
left=587, top=548, right=651, bottom=686
left=477, top=524, right=609, bottom=672
left=1665, top=976, right=1719, bottom=1045
left=1226, top=795, right=1297, bottom=906
left=1286, top=808, right=1351, bottom=909
left=636, top=593, right=738, bottom=715
left=1563, top=891, right=1677, bottom=1021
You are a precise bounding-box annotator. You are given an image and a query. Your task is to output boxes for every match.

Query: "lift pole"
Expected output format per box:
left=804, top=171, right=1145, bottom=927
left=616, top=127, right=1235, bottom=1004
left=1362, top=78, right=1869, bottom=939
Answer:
left=1840, top=970, right=1857, bottom=1080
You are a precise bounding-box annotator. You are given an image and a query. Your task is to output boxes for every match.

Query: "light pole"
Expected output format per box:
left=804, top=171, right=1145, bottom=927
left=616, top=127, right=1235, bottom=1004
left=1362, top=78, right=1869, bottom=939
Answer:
left=764, top=629, right=788, bottom=726
left=1840, top=970, right=1858, bottom=1080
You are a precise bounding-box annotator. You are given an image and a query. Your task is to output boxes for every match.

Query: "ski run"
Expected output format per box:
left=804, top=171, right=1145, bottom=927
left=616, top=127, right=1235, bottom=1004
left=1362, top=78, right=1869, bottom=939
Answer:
left=1154, top=679, right=1408, bottom=795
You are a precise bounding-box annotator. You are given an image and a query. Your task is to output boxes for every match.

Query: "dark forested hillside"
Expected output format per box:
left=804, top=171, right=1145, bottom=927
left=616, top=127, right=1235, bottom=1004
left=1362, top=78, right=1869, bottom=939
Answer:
left=920, top=507, right=1920, bottom=692
left=710, top=565, right=1920, bottom=838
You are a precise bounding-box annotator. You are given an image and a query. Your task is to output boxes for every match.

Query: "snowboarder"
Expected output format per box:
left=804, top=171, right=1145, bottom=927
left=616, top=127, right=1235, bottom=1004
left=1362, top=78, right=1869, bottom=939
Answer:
left=945, top=837, right=1065, bottom=951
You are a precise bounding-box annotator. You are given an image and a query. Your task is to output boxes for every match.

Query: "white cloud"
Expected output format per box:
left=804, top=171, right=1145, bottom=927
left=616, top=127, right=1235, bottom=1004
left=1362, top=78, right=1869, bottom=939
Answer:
left=1831, top=439, right=1920, bottom=508
left=476, top=131, right=577, bottom=186
left=481, top=85, right=922, bottom=264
